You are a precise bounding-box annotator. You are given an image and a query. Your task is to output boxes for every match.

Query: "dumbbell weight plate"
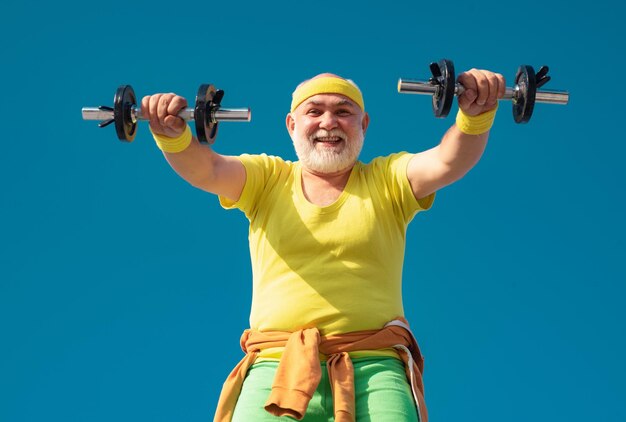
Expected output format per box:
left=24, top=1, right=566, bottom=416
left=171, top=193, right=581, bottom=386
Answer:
left=114, top=85, right=138, bottom=142
left=513, top=65, right=537, bottom=123
left=195, top=84, right=220, bottom=144
left=434, top=59, right=455, bottom=118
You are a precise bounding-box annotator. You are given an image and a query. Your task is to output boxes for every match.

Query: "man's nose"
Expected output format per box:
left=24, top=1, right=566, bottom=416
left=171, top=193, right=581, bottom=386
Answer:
left=319, top=112, right=338, bottom=130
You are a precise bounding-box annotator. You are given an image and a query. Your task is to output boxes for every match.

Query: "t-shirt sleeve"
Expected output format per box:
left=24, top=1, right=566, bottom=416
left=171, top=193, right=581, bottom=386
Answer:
left=218, top=153, right=286, bottom=220
left=377, top=152, right=435, bottom=223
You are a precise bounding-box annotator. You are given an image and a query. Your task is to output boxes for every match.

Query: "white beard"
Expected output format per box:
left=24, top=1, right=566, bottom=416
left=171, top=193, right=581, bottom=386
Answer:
left=292, top=128, right=364, bottom=174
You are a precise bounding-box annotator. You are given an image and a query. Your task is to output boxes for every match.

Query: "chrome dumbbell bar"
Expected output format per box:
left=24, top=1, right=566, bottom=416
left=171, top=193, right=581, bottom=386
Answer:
left=82, top=84, right=251, bottom=143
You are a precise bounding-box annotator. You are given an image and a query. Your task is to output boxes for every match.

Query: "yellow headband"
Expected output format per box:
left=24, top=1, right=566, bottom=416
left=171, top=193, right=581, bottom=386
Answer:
left=290, top=76, right=365, bottom=112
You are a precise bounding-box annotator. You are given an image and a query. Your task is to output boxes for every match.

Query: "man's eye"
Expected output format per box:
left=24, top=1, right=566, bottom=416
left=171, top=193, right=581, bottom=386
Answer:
left=307, top=109, right=321, bottom=115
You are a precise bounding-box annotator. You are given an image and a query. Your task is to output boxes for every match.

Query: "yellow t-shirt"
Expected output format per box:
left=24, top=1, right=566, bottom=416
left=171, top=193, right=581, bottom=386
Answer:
left=220, top=152, right=434, bottom=341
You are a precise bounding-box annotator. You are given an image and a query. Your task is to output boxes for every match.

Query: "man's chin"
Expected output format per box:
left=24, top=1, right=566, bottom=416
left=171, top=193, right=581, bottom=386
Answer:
left=306, top=157, right=358, bottom=175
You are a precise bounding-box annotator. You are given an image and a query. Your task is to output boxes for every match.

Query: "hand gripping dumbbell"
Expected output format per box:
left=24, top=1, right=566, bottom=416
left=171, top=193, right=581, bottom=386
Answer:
left=397, top=59, right=569, bottom=123
left=82, top=84, right=251, bottom=144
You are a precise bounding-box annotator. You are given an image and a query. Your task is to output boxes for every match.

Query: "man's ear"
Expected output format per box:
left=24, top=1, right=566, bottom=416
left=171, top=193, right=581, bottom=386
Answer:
left=286, top=113, right=295, bottom=136
left=362, top=112, right=370, bottom=134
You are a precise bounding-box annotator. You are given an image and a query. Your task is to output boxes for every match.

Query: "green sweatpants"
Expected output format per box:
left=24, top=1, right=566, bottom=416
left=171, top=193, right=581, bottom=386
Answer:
left=231, top=357, right=419, bottom=422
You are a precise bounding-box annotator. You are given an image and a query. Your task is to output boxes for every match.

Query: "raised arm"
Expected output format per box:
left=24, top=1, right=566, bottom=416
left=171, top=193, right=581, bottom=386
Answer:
left=406, top=69, right=506, bottom=200
left=141, top=93, right=246, bottom=202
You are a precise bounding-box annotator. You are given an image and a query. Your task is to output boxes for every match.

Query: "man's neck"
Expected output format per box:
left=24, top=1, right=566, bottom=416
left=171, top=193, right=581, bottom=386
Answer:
left=300, top=164, right=355, bottom=207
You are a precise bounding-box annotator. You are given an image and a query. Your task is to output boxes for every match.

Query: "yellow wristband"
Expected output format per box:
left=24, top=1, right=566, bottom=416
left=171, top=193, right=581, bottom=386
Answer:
left=151, top=125, right=193, bottom=153
left=455, top=104, right=498, bottom=135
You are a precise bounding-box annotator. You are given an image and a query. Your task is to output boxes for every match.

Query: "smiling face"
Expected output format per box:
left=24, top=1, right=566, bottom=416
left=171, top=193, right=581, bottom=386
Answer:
left=287, top=93, right=369, bottom=175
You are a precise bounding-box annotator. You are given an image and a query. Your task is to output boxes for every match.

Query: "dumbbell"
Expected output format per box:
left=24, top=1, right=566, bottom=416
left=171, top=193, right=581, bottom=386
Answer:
left=397, top=59, right=569, bottom=123
left=82, top=84, right=251, bottom=144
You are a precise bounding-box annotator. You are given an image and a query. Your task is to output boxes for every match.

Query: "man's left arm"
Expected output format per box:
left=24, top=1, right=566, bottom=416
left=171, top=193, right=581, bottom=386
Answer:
left=406, top=69, right=506, bottom=200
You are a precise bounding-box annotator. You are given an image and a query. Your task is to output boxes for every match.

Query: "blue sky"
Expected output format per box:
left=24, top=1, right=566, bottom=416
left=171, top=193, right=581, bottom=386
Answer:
left=1, top=0, right=625, bottom=421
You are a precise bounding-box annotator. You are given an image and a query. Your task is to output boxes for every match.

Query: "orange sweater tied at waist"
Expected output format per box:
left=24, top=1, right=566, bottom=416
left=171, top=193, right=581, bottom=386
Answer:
left=214, top=318, right=428, bottom=422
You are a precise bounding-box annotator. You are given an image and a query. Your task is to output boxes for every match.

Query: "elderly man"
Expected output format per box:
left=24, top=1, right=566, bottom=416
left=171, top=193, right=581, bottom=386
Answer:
left=142, top=69, right=505, bottom=422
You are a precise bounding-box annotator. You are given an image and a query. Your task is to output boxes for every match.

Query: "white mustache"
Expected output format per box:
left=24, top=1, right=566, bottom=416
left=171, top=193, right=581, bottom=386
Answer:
left=309, top=129, right=347, bottom=142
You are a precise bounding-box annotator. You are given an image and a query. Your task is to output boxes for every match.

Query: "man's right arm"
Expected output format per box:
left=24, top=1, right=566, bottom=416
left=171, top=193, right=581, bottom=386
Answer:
left=141, top=93, right=246, bottom=203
